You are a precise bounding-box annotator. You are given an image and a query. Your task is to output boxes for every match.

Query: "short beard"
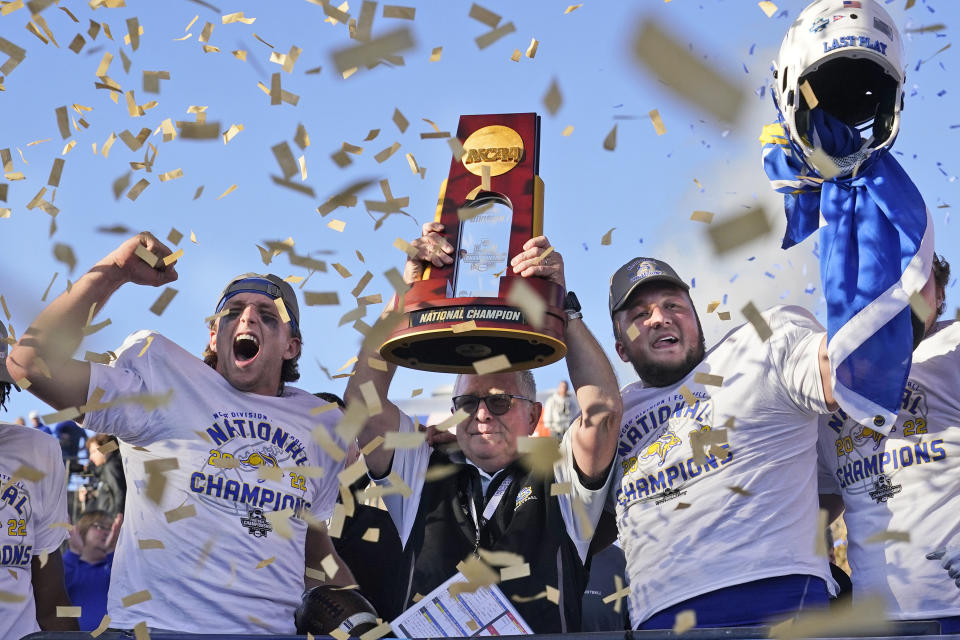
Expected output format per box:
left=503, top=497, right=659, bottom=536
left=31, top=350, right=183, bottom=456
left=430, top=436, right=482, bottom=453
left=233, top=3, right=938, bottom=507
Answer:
left=632, top=335, right=706, bottom=387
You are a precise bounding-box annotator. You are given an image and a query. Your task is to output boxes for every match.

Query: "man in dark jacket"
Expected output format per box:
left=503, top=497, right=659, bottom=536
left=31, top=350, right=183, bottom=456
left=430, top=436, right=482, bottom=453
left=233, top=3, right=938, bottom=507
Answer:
left=81, top=434, right=126, bottom=516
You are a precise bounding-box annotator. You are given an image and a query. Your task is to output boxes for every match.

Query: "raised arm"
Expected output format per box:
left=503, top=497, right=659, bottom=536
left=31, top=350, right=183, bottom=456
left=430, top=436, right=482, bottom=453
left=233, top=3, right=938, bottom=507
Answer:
left=7, top=233, right=177, bottom=410
left=511, top=237, right=623, bottom=481
left=345, top=222, right=454, bottom=478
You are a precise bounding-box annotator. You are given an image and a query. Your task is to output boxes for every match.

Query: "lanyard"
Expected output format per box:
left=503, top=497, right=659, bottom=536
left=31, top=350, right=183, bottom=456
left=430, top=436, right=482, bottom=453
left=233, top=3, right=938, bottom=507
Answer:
left=467, top=473, right=513, bottom=555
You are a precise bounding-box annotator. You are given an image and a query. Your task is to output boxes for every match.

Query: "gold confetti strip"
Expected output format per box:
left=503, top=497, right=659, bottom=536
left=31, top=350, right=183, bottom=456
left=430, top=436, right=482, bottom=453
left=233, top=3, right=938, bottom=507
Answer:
left=383, top=431, right=425, bottom=450
left=678, top=385, right=697, bottom=406
left=90, top=615, right=111, bottom=637
left=769, top=596, right=889, bottom=639
left=632, top=19, right=745, bottom=124
left=383, top=5, right=415, bottom=19
left=564, top=4, right=582, bottom=13
left=510, top=48, right=521, bottom=62
left=475, top=21, right=516, bottom=49
left=649, top=109, right=666, bottom=136
left=693, top=372, right=723, bottom=387
left=57, top=605, right=82, bottom=617
left=717, top=311, right=731, bottom=321
left=603, top=124, right=617, bottom=151
left=909, top=291, right=933, bottom=323
left=741, top=301, right=772, bottom=342
left=216, top=184, right=237, bottom=200
left=799, top=79, right=818, bottom=110
left=164, top=503, right=196, bottom=523
left=327, top=219, right=346, bottom=232
left=600, top=228, right=615, bottom=246
left=121, top=590, right=151, bottom=607
left=429, top=46, right=442, bottom=61
left=542, top=78, right=562, bottom=115
left=222, top=11, right=255, bottom=24
left=469, top=3, right=500, bottom=27
left=472, top=354, right=511, bottom=375
left=673, top=610, right=696, bottom=634
left=157, top=168, right=183, bottom=182
left=865, top=530, right=911, bottom=544
left=706, top=207, right=770, bottom=254
left=304, top=291, right=339, bottom=306
left=332, top=27, right=414, bottom=74
left=758, top=1, right=778, bottom=18
left=525, top=38, right=538, bottom=58
left=506, top=279, right=545, bottom=329
left=500, top=563, right=531, bottom=581
left=0, top=590, right=27, bottom=602
left=690, top=210, right=714, bottom=224
left=374, top=142, right=401, bottom=163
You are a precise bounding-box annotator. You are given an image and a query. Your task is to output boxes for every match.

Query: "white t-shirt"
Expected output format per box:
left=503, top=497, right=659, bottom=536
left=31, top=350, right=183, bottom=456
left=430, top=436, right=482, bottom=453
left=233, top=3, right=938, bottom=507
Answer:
left=82, top=331, right=346, bottom=634
left=380, top=412, right=612, bottom=565
left=0, top=422, right=69, bottom=640
left=818, top=320, right=960, bottom=619
left=613, top=305, right=835, bottom=625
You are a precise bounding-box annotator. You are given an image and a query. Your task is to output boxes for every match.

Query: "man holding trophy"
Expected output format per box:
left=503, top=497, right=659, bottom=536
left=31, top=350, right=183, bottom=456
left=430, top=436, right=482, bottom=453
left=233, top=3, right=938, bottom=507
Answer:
left=342, top=114, right=622, bottom=633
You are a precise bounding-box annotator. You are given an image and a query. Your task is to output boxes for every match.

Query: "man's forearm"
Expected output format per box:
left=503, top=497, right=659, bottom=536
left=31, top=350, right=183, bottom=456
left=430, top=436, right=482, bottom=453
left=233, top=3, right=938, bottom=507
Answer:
left=9, top=264, right=124, bottom=380
left=565, top=318, right=622, bottom=480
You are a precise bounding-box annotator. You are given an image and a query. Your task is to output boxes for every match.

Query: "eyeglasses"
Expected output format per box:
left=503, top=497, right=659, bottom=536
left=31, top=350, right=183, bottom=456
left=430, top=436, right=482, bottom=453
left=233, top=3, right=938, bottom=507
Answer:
left=452, top=394, right=533, bottom=416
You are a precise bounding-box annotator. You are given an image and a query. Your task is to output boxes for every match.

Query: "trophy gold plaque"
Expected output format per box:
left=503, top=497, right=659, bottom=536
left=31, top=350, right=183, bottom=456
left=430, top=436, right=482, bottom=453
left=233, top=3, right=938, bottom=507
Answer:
left=379, top=113, right=567, bottom=373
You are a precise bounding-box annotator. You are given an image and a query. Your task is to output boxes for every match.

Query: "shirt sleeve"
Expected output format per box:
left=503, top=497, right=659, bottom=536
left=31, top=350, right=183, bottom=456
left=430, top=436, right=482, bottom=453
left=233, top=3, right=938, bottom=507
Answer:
left=34, top=436, right=69, bottom=553
left=816, top=418, right=842, bottom=495
left=554, top=426, right=616, bottom=564
left=768, top=306, right=830, bottom=416
left=82, top=330, right=167, bottom=445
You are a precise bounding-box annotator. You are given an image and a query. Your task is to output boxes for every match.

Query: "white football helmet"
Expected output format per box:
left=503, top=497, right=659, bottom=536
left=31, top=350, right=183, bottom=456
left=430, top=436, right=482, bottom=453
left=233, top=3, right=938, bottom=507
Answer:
left=773, top=0, right=905, bottom=176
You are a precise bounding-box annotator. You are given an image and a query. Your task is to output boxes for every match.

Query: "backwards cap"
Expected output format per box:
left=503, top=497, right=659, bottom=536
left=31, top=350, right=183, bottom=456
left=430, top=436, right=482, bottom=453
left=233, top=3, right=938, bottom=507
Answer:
left=215, top=274, right=300, bottom=334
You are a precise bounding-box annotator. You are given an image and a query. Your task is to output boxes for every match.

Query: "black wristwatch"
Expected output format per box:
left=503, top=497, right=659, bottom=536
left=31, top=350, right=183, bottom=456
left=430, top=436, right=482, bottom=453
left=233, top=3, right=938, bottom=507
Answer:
left=563, top=291, right=582, bottom=321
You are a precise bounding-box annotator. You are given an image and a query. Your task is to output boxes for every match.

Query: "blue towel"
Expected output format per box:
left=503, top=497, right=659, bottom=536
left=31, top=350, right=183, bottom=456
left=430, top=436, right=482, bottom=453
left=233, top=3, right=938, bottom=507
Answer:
left=760, top=110, right=932, bottom=432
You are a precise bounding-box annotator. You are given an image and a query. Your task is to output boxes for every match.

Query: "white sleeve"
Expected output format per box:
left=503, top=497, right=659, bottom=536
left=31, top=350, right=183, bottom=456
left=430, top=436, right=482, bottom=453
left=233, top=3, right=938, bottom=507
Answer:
left=82, top=331, right=168, bottom=445
left=816, top=417, right=842, bottom=495
left=554, top=427, right=616, bottom=564
left=369, top=412, right=430, bottom=548
left=35, top=436, right=69, bottom=553
left=768, top=307, right=830, bottom=415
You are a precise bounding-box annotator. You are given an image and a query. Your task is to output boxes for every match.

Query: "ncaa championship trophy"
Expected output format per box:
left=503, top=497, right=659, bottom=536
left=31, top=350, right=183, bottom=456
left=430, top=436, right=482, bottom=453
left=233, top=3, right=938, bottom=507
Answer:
left=379, top=113, right=567, bottom=373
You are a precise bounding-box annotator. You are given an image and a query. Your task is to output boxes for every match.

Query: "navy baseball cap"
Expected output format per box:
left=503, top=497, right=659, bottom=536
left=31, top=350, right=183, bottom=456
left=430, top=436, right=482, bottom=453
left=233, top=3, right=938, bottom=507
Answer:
left=608, top=257, right=690, bottom=316
left=215, top=274, right=300, bottom=334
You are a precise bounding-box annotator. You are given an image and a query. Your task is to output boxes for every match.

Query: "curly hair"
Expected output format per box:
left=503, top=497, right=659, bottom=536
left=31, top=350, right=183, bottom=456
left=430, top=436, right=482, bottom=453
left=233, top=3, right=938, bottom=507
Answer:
left=0, top=382, right=12, bottom=413
left=933, top=253, right=951, bottom=317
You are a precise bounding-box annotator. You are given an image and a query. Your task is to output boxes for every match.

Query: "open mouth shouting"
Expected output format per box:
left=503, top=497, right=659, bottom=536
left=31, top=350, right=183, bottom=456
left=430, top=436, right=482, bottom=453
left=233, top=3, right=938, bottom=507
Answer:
left=652, top=334, right=680, bottom=350
left=233, top=333, right=260, bottom=365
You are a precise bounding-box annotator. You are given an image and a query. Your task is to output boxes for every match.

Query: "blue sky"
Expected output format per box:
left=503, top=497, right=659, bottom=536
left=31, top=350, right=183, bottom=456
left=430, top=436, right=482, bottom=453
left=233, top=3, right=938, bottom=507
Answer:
left=1, top=0, right=957, bottom=422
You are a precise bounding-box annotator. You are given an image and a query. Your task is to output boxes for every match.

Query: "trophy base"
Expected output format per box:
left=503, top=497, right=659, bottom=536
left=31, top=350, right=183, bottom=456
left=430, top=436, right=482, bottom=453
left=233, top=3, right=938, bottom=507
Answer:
left=380, top=325, right=566, bottom=374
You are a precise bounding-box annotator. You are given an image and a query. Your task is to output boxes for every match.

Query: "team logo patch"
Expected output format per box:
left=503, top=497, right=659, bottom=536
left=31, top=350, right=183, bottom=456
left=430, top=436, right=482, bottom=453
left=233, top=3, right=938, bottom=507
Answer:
left=810, top=16, right=829, bottom=32
left=634, top=260, right=664, bottom=282
left=238, top=450, right=279, bottom=483
left=639, top=430, right=682, bottom=466
left=852, top=424, right=884, bottom=451
left=868, top=473, right=902, bottom=503
left=240, top=507, right=273, bottom=537
left=515, top=486, right=535, bottom=509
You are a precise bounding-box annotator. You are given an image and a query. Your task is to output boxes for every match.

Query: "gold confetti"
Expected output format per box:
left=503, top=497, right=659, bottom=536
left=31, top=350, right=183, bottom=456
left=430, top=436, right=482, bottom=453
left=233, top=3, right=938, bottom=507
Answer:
left=678, top=385, right=697, bottom=406
left=603, top=124, right=617, bottom=151
left=673, top=609, right=696, bottom=634
left=799, top=79, right=818, bottom=110
left=632, top=19, right=745, bottom=123
left=468, top=3, right=501, bottom=28
left=909, top=291, right=933, bottom=324
left=506, top=279, right=545, bottom=329
left=304, top=291, right=340, bottom=306
left=706, top=207, right=770, bottom=254
left=332, top=27, right=414, bottom=74
left=741, top=301, right=772, bottom=342
left=57, top=605, right=82, bottom=617
left=383, top=5, right=415, bottom=19
left=758, top=1, right=778, bottom=18
left=564, top=4, right=582, bottom=13
left=126, top=178, right=150, bottom=201
left=865, top=530, right=911, bottom=544
left=327, top=219, right=346, bottom=232
left=121, top=590, right=151, bottom=607
left=138, top=539, right=164, bottom=550
left=693, top=372, right=723, bottom=387
left=216, top=184, right=237, bottom=200
left=690, top=210, right=714, bottom=224
left=91, top=615, right=111, bottom=637
left=475, top=22, right=515, bottom=49
left=525, top=38, right=538, bottom=58
left=600, top=227, right=615, bottom=245
left=717, top=311, right=731, bottom=321
left=222, top=11, right=255, bottom=24
left=500, top=563, right=530, bottom=581
left=164, top=504, right=196, bottom=523
left=429, top=46, right=442, bottom=61
left=542, top=78, right=562, bottom=115
left=133, top=621, right=150, bottom=640
left=472, top=354, right=511, bottom=375
left=649, top=109, right=666, bottom=136
left=769, top=596, right=889, bottom=639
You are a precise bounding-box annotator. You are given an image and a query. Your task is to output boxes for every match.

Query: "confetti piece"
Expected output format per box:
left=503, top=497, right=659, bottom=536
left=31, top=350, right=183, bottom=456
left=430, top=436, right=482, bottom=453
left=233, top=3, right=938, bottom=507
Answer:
left=690, top=210, right=714, bottom=224
left=693, top=372, right=723, bottom=387
left=741, top=302, right=772, bottom=342
left=121, top=590, right=151, bottom=607
left=164, top=504, right=196, bottom=523
left=706, top=207, right=770, bottom=254
left=564, top=4, right=582, bottom=13
left=1, top=592, right=27, bottom=604
left=769, top=596, right=889, bottom=639
left=600, top=228, right=615, bottom=245
left=500, top=563, right=530, bottom=581
left=91, top=615, right=111, bottom=637
left=475, top=21, right=516, bottom=49
left=222, top=11, right=255, bottom=24
left=216, top=184, right=237, bottom=200
left=717, top=311, right=731, bottom=321
left=429, top=46, right=442, bottom=61
left=865, top=530, right=911, bottom=544
left=52, top=243, right=76, bottom=273
left=472, top=354, right=511, bottom=375
left=799, top=79, right=818, bottom=110
left=673, top=609, right=696, bottom=634
left=603, top=124, right=617, bottom=151
left=525, top=38, right=538, bottom=58
left=137, top=335, right=154, bottom=357
left=649, top=109, right=666, bottom=136
left=550, top=482, right=571, bottom=496
left=909, top=291, right=933, bottom=323
left=469, top=4, right=500, bottom=27
left=757, top=1, right=777, bottom=18
left=625, top=322, right=640, bottom=342
left=374, top=142, right=401, bottom=163
left=332, top=27, right=414, bottom=74
left=138, top=538, right=163, bottom=550
left=542, top=78, right=562, bottom=115
left=57, top=605, right=84, bottom=618
left=678, top=385, right=697, bottom=406
left=304, top=291, right=340, bottom=306
left=632, top=20, right=745, bottom=124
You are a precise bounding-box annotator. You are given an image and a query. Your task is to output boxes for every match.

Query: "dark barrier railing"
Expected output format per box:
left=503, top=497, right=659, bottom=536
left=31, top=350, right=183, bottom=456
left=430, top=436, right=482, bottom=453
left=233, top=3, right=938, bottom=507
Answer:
left=21, top=621, right=957, bottom=640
